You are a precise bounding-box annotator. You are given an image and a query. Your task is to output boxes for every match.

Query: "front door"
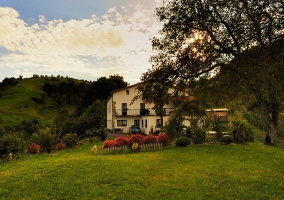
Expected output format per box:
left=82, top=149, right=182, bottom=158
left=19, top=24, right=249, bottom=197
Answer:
left=134, top=120, right=139, bottom=127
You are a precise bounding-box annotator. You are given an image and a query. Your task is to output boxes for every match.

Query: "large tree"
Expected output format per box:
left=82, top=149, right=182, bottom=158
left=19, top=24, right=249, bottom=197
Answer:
left=146, top=0, right=284, bottom=145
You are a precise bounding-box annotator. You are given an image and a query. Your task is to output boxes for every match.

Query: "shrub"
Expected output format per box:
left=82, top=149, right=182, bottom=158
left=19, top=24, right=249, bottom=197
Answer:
left=0, top=125, right=5, bottom=137
left=0, top=134, right=26, bottom=159
left=153, top=130, right=160, bottom=136
left=57, top=142, right=66, bottom=150
left=103, top=133, right=169, bottom=149
left=185, top=127, right=193, bottom=138
left=103, top=140, right=116, bottom=149
left=62, top=133, right=78, bottom=147
left=192, top=128, right=206, bottom=144
left=31, top=127, right=59, bottom=153
left=158, top=133, right=170, bottom=146
left=128, top=134, right=145, bottom=147
left=144, top=134, right=158, bottom=144
left=221, top=136, right=234, bottom=145
left=176, top=137, right=191, bottom=147
left=114, top=137, right=129, bottom=147
left=27, top=142, right=40, bottom=154
left=98, top=127, right=107, bottom=141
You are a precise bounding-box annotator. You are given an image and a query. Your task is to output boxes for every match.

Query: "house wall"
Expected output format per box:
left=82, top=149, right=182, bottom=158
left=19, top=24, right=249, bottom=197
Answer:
left=112, top=86, right=156, bottom=109
left=106, top=96, right=113, bottom=130
left=107, top=84, right=177, bottom=134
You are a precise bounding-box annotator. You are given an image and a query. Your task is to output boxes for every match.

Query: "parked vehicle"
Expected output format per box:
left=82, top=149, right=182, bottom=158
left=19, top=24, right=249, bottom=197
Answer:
left=130, top=125, right=141, bottom=134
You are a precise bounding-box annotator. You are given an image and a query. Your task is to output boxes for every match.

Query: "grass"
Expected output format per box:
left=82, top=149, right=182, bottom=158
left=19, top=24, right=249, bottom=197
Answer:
left=0, top=77, right=77, bottom=126
left=1, top=140, right=284, bottom=199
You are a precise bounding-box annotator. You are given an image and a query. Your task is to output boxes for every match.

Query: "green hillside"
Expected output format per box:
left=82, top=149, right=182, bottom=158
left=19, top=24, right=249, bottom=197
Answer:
left=0, top=77, right=77, bottom=127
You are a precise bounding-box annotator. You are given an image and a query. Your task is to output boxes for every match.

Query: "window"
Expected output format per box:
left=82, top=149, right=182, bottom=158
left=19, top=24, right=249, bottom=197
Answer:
left=134, top=120, right=139, bottom=126
left=117, top=120, right=127, bottom=126
left=126, top=90, right=129, bottom=95
left=156, top=119, right=162, bottom=127
left=145, top=119, right=147, bottom=128
left=140, top=103, right=145, bottom=110
left=122, top=103, right=127, bottom=115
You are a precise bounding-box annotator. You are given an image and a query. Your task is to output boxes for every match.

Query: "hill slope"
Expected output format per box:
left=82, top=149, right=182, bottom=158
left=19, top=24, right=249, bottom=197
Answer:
left=0, top=77, right=77, bottom=127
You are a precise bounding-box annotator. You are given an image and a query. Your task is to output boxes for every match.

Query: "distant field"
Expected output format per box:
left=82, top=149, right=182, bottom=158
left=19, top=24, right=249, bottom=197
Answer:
left=0, top=139, right=284, bottom=199
left=0, top=77, right=77, bottom=126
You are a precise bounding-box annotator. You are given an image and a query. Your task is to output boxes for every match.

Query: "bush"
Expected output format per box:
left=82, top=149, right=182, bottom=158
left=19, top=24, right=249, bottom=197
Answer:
left=0, top=125, right=5, bottom=137
left=192, top=128, right=206, bottom=144
left=158, top=133, right=170, bottom=146
left=128, top=134, right=145, bottom=147
left=144, top=134, right=158, bottom=144
left=27, top=142, right=40, bottom=154
left=62, top=133, right=78, bottom=147
left=103, top=140, right=116, bottom=149
left=31, top=127, right=59, bottom=153
left=153, top=130, right=160, bottom=136
left=114, top=137, right=129, bottom=147
left=176, top=137, right=191, bottom=147
left=57, top=142, right=66, bottom=150
left=185, top=127, right=193, bottom=138
left=221, top=136, right=234, bottom=145
left=102, top=133, right=170, bottom=149
left=98, top=127, right=107, bottom=141
left=0, top=134, right=26, bottom=160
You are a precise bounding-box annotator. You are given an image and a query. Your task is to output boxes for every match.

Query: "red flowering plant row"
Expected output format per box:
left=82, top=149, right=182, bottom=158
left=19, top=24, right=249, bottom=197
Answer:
left=103, top=133, right=170, bottom=149
left=27, top=142, right=66, bottom=154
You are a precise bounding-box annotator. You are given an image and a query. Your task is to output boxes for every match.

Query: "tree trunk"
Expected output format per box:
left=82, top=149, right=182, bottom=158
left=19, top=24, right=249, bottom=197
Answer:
left=160, top=113, right=164, bottom=133
left=256, top=93, right=278, bottom=145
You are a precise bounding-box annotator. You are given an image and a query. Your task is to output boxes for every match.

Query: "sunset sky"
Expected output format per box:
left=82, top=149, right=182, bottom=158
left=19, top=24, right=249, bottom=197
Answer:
left=0, top=0, right=164, bottom=84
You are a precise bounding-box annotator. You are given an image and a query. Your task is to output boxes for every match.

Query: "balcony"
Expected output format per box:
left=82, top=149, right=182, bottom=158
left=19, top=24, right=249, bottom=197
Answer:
left=114, top=108, right=175, bottom=116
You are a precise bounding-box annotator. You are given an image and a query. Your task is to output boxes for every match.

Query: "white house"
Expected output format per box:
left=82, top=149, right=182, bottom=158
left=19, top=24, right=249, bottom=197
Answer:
left=106, top=83, right=179, bottom=134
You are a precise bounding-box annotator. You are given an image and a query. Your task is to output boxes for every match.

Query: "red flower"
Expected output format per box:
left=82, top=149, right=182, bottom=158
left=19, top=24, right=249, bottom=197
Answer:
left=144, top=134, right=158, bottom=144
left=158, top=133, right=170, bottom=146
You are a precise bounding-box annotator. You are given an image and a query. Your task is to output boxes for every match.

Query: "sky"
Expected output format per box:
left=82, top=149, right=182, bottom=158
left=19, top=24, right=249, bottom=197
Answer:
left=0, top=0, right=164, bottom=84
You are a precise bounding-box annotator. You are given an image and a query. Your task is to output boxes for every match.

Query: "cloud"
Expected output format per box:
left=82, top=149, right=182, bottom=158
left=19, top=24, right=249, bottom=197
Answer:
left=0, top=3, right=162, bottom=83
left=38, top=15, right=46, bottom=23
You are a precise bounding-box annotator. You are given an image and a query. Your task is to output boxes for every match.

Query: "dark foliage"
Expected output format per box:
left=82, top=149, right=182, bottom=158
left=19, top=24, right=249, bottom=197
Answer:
left=42, top=75, right=127, bottom=114
left=221, top=136, right=234, bottom=145
left=0, top=77, right=18, bottom=87
left=176, top=137, right=191, bottom=147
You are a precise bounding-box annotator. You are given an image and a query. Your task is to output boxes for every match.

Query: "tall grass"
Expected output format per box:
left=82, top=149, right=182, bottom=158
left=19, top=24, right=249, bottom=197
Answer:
left=1, top=142, right=284, bottom=199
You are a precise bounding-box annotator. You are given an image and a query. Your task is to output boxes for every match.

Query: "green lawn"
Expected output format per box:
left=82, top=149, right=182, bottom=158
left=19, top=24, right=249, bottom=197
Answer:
left=1, top=141, right=284, bottom=200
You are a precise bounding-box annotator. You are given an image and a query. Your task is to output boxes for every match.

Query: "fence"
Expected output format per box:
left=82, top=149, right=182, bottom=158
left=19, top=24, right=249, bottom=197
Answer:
left=104, top=143, right=163, bottom=154
left=104, top=146, right=128, bottom=154
left=140, top=143, right=163, bottom=152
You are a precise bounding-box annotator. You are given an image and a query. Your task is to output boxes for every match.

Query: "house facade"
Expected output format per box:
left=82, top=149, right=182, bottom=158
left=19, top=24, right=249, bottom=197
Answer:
left=106, top=83, right=177, bottom=134
left=205, top=108, right=229, bottom=121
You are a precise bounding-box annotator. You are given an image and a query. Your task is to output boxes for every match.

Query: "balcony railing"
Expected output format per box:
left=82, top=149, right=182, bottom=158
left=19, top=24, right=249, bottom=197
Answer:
left=114, top=108, right=175, bottom=116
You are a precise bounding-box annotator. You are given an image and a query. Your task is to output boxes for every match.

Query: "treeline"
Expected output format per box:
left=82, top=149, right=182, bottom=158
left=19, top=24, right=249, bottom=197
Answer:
left=0, top=74, right=128, bottom=136
left=0, top=77, right=20, bottom=96
left=0, top=77, right=19, bottom=87
left=0, top=75, right=128, bottom=159
left=42, top=75, right=127, bottom=115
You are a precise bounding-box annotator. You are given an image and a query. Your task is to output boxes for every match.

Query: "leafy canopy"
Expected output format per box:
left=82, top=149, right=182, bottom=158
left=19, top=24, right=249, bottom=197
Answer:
left=146, top=0, right=284, bottom=145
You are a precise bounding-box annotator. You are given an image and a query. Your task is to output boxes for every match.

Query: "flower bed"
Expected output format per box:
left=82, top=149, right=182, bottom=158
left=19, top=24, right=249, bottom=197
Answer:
left=102, top=133, right=170, bottom=149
